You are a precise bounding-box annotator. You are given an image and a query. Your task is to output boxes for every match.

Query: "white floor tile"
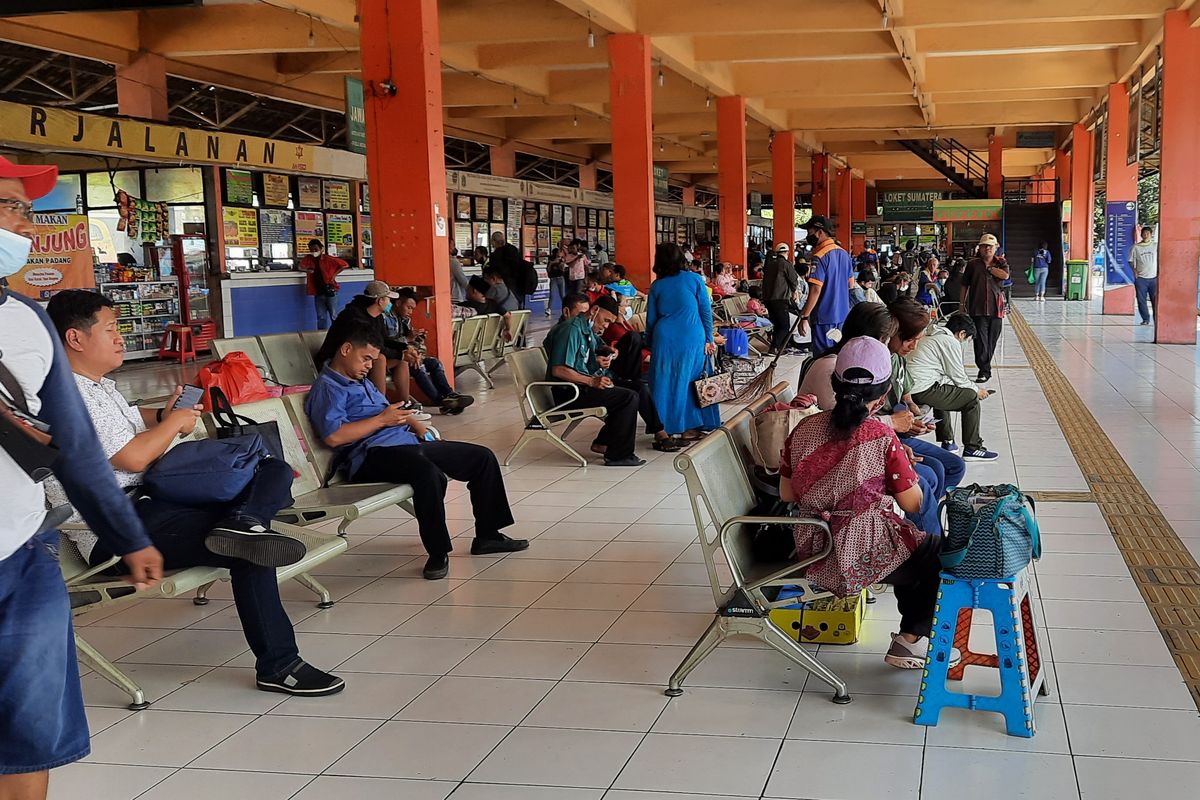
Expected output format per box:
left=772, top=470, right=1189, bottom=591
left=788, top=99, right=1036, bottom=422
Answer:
left=494, top=607, right=622, bottom=642
left=452, top=785, right=602, bottom=800
left=290, top=776, right=455, bottom=800
left=532, top=581, right=646, bottom=611
left=615, top=732, right=780, bottom=797
left=388, top=604, right=523, bottom=639
left=135, top=768, right=312, bottom=800
left=469, top=727, right=642, bottom=788
left=337, top=636, right=484, bottom=675
left=450, top=639, right=590, bottom=679
left=1046, top=628, right=1177, bottom=667
left=269, top=672, right=436, bottom=719
left=87, top=709, right=253, bottom=767
left=47, top=763, right=174, bottom=800
left=523, top=681, right=670, bottom=731
left=1075, top=755, right=1200, bottom=800
left=190, top=714, right=380, bottom=773
left=654, top=686, right=798, bottom=738
left=787, top=692, right=925, bottom=746
left=766, top=740, right=922, bottom=799
left=292, top=602, right=423, bottom=635
left=328, top=720, right=511, bottom=780
left=1055, top=662, right=1195, bottom=709
left=920, top=748, right=1078, bottom=800
left=395, top=675, right=554, bottom=724
left=1064, top=704, right=1200, bottom=760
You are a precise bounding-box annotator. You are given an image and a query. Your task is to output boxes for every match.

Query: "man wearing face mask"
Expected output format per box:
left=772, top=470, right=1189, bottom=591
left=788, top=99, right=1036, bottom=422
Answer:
left=0, top=157, right=163, bottom=798
left=797, top=215, right=854, bottom=356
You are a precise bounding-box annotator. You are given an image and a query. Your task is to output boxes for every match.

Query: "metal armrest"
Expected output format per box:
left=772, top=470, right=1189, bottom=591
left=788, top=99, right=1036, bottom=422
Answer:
left=59, top=524, right=121, bottom=584
left=718, top=514, right=833, bottom=592
left=526, top=380, right=583, bottom=419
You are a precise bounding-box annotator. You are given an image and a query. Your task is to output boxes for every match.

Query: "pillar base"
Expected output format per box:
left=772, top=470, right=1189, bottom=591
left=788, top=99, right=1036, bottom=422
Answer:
left=1101, top=284, right=1135, bottom=315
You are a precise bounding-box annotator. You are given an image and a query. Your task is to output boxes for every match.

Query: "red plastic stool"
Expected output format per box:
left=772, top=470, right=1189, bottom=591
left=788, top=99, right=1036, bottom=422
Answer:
left=159, top=323, right=197, bottom=364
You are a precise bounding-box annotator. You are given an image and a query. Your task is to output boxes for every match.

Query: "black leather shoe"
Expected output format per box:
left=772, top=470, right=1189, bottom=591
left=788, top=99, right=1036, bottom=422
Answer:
left=470, top=534, right=529, bottom=555
left=423, top=554, right=450, bottom=580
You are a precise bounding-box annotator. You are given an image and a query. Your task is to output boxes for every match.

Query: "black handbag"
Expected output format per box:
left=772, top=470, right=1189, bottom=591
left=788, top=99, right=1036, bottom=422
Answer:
left=209, top=386, right=285, bottom=462
left=0, top=358, right=59, bottom=482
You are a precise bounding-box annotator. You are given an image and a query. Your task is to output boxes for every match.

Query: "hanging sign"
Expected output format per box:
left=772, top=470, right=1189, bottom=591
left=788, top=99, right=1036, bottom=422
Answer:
left=1104, top=200, right=1137, bottom=286
left=653, top=165, right=669, bottom=200
left=881, top=191, right=940, bottom=222
left=222, top=207, right=259, bottom=248
left=344, top=77, right=367, bottom=155
left=7, top=213, right=94, bottom=299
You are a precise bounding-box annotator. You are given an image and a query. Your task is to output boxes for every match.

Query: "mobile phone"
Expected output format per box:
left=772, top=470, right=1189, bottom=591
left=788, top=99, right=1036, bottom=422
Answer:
left=173, top=385, right=204, bottom=410
left=986, top=389, right=996, bottom=396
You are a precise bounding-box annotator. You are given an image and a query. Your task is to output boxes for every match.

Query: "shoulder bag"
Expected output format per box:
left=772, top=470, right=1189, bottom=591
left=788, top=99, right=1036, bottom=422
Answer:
left=210, top=385, right=286, bottom=463
left=142, top=434, right=271, bottom=505
left=940, top=483, right=1040, bottom=579
left=693, top=356, right=735, bottom=408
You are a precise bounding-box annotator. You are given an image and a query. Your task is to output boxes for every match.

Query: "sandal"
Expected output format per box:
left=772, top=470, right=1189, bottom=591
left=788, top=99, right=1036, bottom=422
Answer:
left=670, top=436, right=696, bottom=449
left=652, top=437, right=680, bottom=453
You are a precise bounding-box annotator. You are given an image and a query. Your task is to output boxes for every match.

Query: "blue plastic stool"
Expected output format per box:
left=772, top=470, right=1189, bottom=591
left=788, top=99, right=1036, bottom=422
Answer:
left=913, top=567, right=1050, bottom=737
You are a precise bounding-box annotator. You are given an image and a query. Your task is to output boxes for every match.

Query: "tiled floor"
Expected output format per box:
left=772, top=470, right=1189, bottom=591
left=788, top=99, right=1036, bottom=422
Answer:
left=66, top=299, right=1200, bottom=799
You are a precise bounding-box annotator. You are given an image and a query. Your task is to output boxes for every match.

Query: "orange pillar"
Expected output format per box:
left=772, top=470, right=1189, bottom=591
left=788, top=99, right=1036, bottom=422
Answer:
left=718, top=95, right=748, bottom=269
left=116, top=51, right=168, bottom=121
left=835, top=167, right=852, bottom=248
left=811, top=153, right=830, bottom=217
left=360, top=0, right=451, bottom=360
left=1103, top=82, right=1138, bottom=315
left=771, top=131, right=796, bottom=252
left=608, top=34, right=655, bottom=286
left=681, top=185, right=696, bottom=207
left=851, top=175, right=867, bottom=253
left=1155, top=10, right=1200, bottom=344
left=1068, top=123, right=1094, bottom=267
left=1055, top=148, right=1071, bottom=200
left=987, top=134, right=1003, bottom=199
left=578, top=162, right=597, bottom=191
left=490, top=143, right=516, bottom=177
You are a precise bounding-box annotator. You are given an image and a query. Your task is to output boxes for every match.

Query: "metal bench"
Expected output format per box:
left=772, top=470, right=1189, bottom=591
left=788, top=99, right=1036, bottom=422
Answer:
left=503, top=347, right=607, bottom=467
left=258, top=332, right=319, bottom=386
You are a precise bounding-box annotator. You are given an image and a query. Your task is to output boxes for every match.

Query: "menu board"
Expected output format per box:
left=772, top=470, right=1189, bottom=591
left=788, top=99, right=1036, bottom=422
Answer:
left=523, top=205, right=537, bottom=225
left=298, top=176, right=322, bottom=209
left=454, top=223, right=473, bottom=254
left=226, top=170, right=253, bottom=206
left=538, top=204, right=550, bottom=225
left=551, top=205, right=562, bottom=226
left=295, top=210, right=324, bottom=253
left=563, top=206, right=574, bottom=227
left=222, top=207, right=258, bottom=248
left=506, top=198, right=523, bottom=250
left=326, top=213, right=355, bottom=251
left=258, top=209, right=294, bottom=249
left=262, top=173, right=290, bottom=207
left=456, top=195, right=471, bottom=220
left=536, top=227, right=549, bottom=250
left=360, top=183, right=370, bottom=213
left=323, top=180, right=351, bottom=211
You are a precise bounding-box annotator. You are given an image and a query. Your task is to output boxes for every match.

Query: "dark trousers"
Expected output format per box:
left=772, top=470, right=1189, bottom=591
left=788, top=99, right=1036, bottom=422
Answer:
left=1135, top=276, right=1157, bottom=323
left=412, top=356, right=453, bottom=404
left=91, top=458, right=299, bottom=678
left=609, top=331, right=662, bottom=435
left=560, top=385, right=639, bottom=460
left=905, top=437, right=967, bottom=494
left=765, top=299, right=791, bottom=352
left=912, top=383, right=984, bottom=450
left=881, top=534, right=944, bottom=638
left=972, top=316, right=1003, bottom=377
left=352, top=441, right=514, bottom=556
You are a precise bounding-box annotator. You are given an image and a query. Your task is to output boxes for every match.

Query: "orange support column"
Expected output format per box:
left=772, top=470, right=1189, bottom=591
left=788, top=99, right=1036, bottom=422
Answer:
left=835, top=167, right=852, bottom=248
left=681, top=185, right=696, bottom=207
left=1055, top=147, right=1071, bottom=199
left=608, top=34, right=656, bottom=286
left=1068, top=124, right=1094, bottom=268
left=116, top=52, right=168, bottom=121
left=490, top=144, right=516, bottom=178
left=851, top=175, right=867, bottom=253
left=987, top=134, right=1003, bottom=200
left=811, top=153, right=830, bottom=217
left=1155, top=10, right=1200, bottom=344
left=360, top=0, right=451, bottom=360
left=718, top=95, right=748, bottom=270
left=771, top=131, right=796, bottom=252
left=1103, top=82, right=1138, bottom=316
left=578, top=162, right=597, bottom=191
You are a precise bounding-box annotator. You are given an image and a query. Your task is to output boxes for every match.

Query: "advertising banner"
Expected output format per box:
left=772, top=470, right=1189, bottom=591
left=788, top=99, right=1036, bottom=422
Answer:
left=262, top=173, right=290, bottom=207
left=323, top=180, right=351, bottom=211
left=344, top=77, right=367, bottom=155
left=8, top=213, right=94, bottom=299
left=222, top=207, right=259, bottom=248
left=1104, top=200, right=1137, bottom=286
left=326, top=213, right=355, bottom=252
left=298, top=176, right=322, bottom=209
left=295, top=211, right=324, bottom=252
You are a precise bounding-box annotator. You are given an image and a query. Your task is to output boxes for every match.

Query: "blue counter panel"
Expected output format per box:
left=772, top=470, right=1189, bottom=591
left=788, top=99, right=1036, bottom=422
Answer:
left=229, top=280, right=371, bottom=335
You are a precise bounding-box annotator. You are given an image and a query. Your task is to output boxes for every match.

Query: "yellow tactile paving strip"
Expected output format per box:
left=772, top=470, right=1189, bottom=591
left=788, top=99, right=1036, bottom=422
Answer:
left=1010, top=310, right=1200, bottom=709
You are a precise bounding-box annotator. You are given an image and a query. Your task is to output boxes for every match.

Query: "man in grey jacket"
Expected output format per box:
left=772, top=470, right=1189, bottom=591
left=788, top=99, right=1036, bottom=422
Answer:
left=1128, top=226, right=1158, bottom=326
left=761, top=243, right=799, bottom=353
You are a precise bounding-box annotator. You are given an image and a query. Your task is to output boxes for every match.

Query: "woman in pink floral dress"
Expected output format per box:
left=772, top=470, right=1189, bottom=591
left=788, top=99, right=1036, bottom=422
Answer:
left=779, top=336, right=953, bottom=670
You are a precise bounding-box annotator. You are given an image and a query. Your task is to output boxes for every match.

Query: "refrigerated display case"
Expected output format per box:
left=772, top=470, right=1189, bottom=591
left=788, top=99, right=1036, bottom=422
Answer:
left=152, top=234, right=215, bottom=352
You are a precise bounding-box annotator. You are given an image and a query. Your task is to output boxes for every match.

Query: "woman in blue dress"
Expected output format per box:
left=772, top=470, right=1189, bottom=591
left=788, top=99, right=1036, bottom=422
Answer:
left=646, top=243, right=720, bottom=440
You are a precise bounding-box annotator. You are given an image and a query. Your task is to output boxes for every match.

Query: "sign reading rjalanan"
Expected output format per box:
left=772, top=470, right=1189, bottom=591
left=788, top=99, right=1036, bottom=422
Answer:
left=4, top=100, right=312, bottom=171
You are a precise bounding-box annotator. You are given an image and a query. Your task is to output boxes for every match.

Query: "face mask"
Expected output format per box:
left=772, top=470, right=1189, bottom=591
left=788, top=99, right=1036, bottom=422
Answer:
left=623, top=305, right=633, bottom=320
left=383, top=301, right=393, bottom=315
left=805, top=233, right=819, bottom=247
left=0, top=227, right=33, bottom=279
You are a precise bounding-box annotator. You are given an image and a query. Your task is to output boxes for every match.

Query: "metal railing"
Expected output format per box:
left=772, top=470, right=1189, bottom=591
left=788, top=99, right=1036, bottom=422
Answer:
left=1002, top=177, right=1060, bottom=205
left=927, top=138, right=989, bottom=186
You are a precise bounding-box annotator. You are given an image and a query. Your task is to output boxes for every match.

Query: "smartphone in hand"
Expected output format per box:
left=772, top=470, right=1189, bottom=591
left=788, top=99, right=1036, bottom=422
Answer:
left=173, top=385, right=205, bottom=410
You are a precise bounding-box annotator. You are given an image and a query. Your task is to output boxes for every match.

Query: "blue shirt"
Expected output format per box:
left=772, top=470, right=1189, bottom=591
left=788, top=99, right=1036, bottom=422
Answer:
left=809, top=242, right=853, bottom=328
left=305, top=365, right=419, bottom=478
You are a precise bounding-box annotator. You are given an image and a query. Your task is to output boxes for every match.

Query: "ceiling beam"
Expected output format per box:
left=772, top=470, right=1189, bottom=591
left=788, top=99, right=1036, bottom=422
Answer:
left=924, top=50, right=1118, bottom=92
left=0, top=12, right=139, bottom=65
left=636, top=0, right=885, bottom=35
left=733, top=59, right=914, bottom=96
left=693, top=31, right=896, bottom=62
left=917, top=19, right=1142, bottom=54
left=140, top=5, right=359, bottom=56
left=896, top=0, right=1177, bottom=27
left=276, top=51, right=360, bottom=76
left=441, top=0, right=591, bottom=45
left=766, top=93, right=917, bottom=110
left=476, top=40, right=609, bottom=70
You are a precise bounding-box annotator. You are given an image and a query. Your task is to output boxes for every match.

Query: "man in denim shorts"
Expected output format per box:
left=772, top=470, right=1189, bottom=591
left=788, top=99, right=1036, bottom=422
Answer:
left=0, top=157, right=162, bottom=799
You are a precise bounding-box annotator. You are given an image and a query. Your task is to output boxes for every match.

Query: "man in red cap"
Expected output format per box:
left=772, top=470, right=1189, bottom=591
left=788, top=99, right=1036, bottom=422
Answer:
left=0, top=155, right=162, bottom=799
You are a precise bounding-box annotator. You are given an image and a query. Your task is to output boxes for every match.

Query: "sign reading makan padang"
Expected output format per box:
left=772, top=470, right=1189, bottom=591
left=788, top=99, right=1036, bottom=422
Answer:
left=2, top=99, right=313, bottom=171
left=9, top=214, right=95, bottom=300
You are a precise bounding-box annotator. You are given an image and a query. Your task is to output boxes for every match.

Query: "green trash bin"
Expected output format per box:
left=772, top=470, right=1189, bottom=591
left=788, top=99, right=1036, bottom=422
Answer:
left=1065, top=259, right=1087, bottom=300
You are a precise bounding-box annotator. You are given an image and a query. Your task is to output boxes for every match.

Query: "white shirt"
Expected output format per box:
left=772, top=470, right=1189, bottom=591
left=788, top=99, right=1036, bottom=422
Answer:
left=44, top=373, right=146, bottom=560
left=0, top=297, right=55, bottom=561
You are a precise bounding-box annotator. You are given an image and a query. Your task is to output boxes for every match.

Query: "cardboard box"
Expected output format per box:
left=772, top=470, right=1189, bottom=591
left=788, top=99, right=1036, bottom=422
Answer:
left=769, top=589, right=867, bottom=645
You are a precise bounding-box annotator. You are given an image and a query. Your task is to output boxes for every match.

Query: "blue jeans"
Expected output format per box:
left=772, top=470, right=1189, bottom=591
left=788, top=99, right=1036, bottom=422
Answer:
left=0, top=532, right=90, bottom=773
left=1135, top=276, right=1157, bottom=323
left=91, top=459, right=300, bottom=679
left=905, top=436, right=966, bottom=494
left=548, top=275, right=566, bottom=315
left=412, top=357, right=454, bottom=404
left=907, top=471, right=943, bottom=537
left=1034, top=267, right=1049, bottom=296
left=314, top=294, right=337, bottom=330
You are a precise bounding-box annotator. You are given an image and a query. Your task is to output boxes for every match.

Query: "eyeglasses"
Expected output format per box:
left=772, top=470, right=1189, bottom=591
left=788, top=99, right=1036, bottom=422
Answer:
left=0, top=198, right=33, bottom=221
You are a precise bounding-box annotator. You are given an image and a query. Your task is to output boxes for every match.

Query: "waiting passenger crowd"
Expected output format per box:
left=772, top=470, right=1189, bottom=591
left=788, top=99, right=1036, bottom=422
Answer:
left=0, top=157, right=1015, bottom=798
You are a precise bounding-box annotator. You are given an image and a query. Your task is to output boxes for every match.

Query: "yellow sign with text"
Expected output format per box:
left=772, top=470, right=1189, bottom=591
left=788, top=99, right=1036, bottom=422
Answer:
left=0, top=99, right=313, bottom=172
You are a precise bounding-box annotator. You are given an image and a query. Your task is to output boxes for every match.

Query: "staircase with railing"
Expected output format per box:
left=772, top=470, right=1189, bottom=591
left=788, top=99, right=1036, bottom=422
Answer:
left=898, top=138, right=989, bottom=198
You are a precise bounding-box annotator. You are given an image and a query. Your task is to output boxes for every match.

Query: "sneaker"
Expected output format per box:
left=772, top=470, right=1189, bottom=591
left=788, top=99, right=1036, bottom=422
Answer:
left=1140, top=320, right=1152, bottom=326
left=962, top=447, right=999, bottom=462
left=884, top=633, right=962, bottom=670
left=974, top=373, right=990, bottom=384
left=205, top=520, right=305, bottom=568
left=411, top=411, right=433, bottom=422
left=257, top=659, right=345, bottom=696
left=440, top=394, right=475, bottom=414
left=940, top=442, right=959, bottom=452
left=470, top=533, right=530, bottom=555
left=423, top=554, right=450, bottom=580
left=399, top=398, right=423, bottom=411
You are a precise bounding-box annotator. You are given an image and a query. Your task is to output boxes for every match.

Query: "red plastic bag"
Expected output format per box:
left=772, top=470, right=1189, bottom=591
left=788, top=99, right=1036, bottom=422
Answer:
left=195, top=351, right=270, bottom=411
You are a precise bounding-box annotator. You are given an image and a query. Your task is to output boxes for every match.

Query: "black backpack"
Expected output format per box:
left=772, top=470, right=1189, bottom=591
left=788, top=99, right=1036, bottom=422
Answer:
left=517, top=258, right=539, bottom=296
